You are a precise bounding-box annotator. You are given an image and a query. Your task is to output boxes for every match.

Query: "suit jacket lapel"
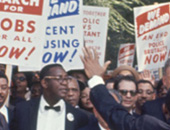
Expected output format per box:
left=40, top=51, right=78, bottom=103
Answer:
left=65, top=103, right=75, bottom=130
left=30, top=98, right=40, bottom=130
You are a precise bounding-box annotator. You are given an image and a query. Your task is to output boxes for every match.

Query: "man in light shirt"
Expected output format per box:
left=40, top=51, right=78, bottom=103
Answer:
left=0, top=72, right=13, bottom=127
left=10, top=64, right=88, bottom=130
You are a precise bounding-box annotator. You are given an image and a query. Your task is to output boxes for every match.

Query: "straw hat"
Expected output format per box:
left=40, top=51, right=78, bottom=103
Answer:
left=112, top=65, right=139, bottom=81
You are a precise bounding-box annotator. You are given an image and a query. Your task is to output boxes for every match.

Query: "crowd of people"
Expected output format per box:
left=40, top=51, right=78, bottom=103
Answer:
left=0, top=47, right=170, bottom=130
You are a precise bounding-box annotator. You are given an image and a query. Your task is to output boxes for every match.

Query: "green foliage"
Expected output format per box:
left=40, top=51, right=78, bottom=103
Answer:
left=83, top=0, right=168, bottom=70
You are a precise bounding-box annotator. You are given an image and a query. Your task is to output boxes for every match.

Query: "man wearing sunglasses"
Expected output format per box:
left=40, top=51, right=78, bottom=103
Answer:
left=114, top=75, right=137, bottom=114
left=10, top=64, right=89, bottom=130
left=80, top=47, right=170, bottom=130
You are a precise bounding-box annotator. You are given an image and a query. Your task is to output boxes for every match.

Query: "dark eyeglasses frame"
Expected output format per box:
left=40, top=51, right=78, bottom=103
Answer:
left=119, top=90, right=137, bottom=97
left=138, top=90, right=154, bottom=95
left=14, top=76, right=26, bottom=82
left=44, top=76, right=71, bottom=84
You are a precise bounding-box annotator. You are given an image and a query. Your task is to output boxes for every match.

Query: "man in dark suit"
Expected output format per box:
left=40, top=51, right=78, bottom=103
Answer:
left=80, top=47, right=170, bottom=130
left=142, top=90, right=170, bottom=124
left=0, top=113, right=8, bottom=130
left=10, top=64, right=88, bottom=130
left=142, top=58, right=170, bottom=123
left=0, top=72, right=13, bottom=128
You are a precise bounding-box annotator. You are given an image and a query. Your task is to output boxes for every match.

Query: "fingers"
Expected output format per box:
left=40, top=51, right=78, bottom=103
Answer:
left=93, top=48, right=99, bottom=61
left=85, top=46, right=93, bottom=60
left=80, top=55, right=85, bottom=65
left=103, top=61, right=111, bottom=71
left=82, top=47, right=89, bottom=60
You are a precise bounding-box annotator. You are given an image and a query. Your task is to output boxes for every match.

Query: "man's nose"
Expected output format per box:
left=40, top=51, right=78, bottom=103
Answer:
left=141, top=92, right=147, bottom=97
left=126, top=92, right=131, bottom=97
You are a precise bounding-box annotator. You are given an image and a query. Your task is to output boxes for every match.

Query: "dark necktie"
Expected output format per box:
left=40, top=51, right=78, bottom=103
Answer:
left=44, top=106, right=61, bottom=112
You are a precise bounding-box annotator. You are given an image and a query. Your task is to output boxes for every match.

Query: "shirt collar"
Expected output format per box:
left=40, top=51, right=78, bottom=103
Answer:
left=39, top=95, right=65, bottom=113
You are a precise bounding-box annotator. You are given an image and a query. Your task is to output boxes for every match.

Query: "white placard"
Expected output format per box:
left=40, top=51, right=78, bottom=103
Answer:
left=117, top=43, right=135, bottom=67
left=83, top=6, right=109, bottom=66
left=134, top=2, right=170, bottom=72
left=0, top=0, right=48, bottom=68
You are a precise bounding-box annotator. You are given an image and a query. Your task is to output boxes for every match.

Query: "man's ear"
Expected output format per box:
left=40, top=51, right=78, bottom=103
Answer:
left=41, top=79, right=48, bottom=89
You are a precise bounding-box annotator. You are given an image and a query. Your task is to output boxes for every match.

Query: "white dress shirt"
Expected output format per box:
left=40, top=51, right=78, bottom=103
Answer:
left=36, top=96, right=66, bottom=130
left=88, top=75, right=105, bottom=89
left=0, top=105, right=8, bottom=123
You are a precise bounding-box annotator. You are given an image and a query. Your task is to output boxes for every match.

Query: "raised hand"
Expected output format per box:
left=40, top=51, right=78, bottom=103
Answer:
left=139, top=70, right=155, bottom=86
left=80, top=47, right=111, bottom=79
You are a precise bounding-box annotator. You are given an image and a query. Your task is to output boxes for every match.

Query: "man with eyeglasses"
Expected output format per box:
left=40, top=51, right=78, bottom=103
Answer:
left=114, top=75, right=137, bottom=114
left=135, top=80, right=155, bottom=115
left=10, top=64, right=89, bottom=130
left=80, top=47, right=170, bottom=130
left=142, top=59, right=170, bottom=124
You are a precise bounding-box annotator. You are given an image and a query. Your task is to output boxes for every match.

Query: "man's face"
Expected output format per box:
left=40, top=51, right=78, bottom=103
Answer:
left=0, top=78, right=9, bottom=107
left=80, top=87, right=93, bottom=109
left=31, top=83, right=42, bottom=98
left=137, top=83, right=155, bottom=106
left=64, top=78, right=80, bottom=107
left=42, top=66, right=69, bottom=100
left=163, top=67, right=170, bottom=90
left=118, top=80, right=137, bottom=111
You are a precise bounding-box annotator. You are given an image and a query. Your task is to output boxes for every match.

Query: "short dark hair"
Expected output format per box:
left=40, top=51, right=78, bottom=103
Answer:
left=40, top=64, right=63, bottom=80
left=114, top=75, right=137, bottom=90
left=0, top=71, right=8, bottom=83
left=137, top=80, right=155, bottom=91
left=163, top=58, right=170, bottom=75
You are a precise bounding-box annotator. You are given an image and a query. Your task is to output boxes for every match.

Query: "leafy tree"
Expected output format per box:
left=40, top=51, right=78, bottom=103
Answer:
left=83, top=0, right=168, bottom=70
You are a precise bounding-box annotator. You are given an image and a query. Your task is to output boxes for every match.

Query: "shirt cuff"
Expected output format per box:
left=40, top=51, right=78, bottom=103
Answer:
left=88, top=75, right=105, bottom=89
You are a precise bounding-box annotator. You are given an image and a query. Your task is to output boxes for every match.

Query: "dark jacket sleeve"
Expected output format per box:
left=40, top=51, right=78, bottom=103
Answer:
left=90, top=84, right=170, bottom=130
left=90, top=84, right=136, bottom=130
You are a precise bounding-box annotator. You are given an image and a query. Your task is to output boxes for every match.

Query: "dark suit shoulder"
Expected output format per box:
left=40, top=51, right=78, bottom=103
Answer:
left=142, top=97, right=166, bottom=122
left=79, top=115, right=100, bottom=130
left=142, top=97, right=165, bottom=113
left=65, top=103, right=89, bottom=129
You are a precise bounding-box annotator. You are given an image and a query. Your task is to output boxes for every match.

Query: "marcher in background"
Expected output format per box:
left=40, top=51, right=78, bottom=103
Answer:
left=10, top=69, right=31, bottom=106
left=135, top=80, right=156, bottom=115
left=142, top=58, right=170, bottom=123
left=156, top=79, right=168, bottom=98
left=64, top=76, right=80, bottom=108
left=80, top=47, right=170, bottom=130
left=79, top=85, right=94, bottom=113
left=30, top=81, right=42, bottom=99
left=112, top=65, right=139, bottom=81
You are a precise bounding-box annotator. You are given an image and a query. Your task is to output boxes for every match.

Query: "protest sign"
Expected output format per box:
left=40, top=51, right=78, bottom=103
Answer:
left=42, top=0, right=83, bottom=71
left=134, top=2, right=170, bottom=72
left=117, top=43, right=135, bottom=67
left=0, top=0, right=48, bottom=68
left=83, top=6, right=109, bottom=66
